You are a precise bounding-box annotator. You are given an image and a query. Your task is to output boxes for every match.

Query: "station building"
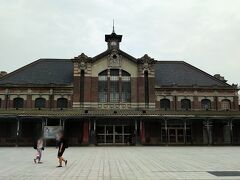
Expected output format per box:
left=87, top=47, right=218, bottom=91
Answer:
left=0, top=30, right=239, bottom=146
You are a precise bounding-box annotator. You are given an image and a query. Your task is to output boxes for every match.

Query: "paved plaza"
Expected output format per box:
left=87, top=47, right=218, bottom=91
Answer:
left=0, top=146, right=240, bottom=180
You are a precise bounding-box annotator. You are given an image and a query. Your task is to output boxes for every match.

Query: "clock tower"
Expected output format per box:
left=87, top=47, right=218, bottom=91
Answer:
left=105, top=25, right=122, bottom=50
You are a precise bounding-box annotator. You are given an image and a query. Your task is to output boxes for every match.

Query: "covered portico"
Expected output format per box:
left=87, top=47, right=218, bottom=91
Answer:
left=0, top=109, right=240, bottom=146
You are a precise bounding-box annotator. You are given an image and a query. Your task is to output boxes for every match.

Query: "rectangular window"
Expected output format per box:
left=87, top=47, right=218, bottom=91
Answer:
left=121, top=81, right=131, bottom=102
left=110, top=80, right=119, bottom=102
left=144, top=71, right=149, bottom=107
left=80, top=70, right=84, bottom=104
left=110, top=76, right=119, bottom=81
left=98, top=79, right=108, bottom=102
left=99, top=92, right=108, bottom=102
left=110, top=69, right=119, bottom=76
left=98, top=76, right=107, bottom=81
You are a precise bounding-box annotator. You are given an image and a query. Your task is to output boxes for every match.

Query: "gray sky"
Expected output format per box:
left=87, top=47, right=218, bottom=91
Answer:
left=0, top=0, right=239, bottom=85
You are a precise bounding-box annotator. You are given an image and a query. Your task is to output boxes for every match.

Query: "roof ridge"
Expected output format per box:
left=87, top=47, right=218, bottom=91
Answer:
left=182, top=61, right=231, bottom=86
left=155, top=60, right=184, bottom=63
left=39, top=58, right=71, bottom=61
left=118, top=49, right=137, bottom=61
left=92, top=50, right=109, bottom=60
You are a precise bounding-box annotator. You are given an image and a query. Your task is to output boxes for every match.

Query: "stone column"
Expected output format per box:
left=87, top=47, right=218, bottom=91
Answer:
left=135, top=119, right=139, bottom=145
left=165, top=118, right=168, bottom=145
left=184, top=119, right=187, bottom=145
left=16, top=117, right=20, bottom=147
left=82, top=120, right=89, bottom=145
left=230, top=119, right=233, bottom=145
left=92, top=119, right=96, bottom=145
left=140, top=120, right=145, bottom=144
left=206, top=119, right=212, bottom=146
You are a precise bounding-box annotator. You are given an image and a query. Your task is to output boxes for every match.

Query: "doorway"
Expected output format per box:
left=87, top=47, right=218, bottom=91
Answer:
left=168, top=128, right=184, bottom=143
left=161, top=127, right=191, bottom=144
left=96, top=125, right=133, bottom=145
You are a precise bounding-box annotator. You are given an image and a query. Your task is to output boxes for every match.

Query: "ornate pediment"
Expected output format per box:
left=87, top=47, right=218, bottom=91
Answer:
left=138, top=54, right=155, bottom=64
left=72, top=53, right=91, bottom=70
left=138, top=54, right=155, bottom=71
left=108, top=49, right=122, bottom=68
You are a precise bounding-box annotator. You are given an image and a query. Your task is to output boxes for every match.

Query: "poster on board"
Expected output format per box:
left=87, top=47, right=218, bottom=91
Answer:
left=44, top=126, right=63, bottom=139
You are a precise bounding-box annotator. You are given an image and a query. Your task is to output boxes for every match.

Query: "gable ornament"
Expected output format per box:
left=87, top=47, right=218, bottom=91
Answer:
left=108, top=49, right=122, bottom=68
left=138, top=54, right=155, bottom=71
left=72, top=53, right=91, bottom=70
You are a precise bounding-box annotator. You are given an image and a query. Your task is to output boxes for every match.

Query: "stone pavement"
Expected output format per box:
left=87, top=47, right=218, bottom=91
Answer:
left=0, top=146, right=240, bottom=180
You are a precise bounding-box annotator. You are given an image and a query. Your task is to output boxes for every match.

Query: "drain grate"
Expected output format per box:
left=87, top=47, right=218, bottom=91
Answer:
left=208, top=171, right=240, bottom=177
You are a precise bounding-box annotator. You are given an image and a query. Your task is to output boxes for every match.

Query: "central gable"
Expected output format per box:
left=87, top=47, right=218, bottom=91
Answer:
left=91, top=49, right=139, bottom=77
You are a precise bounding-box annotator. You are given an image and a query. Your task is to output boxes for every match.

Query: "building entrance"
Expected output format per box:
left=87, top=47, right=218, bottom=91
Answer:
left=161, top=127, right=191, bottom=144
left=168, top=128, right=184, bottom=143
left=96, top=125, right=133, bottom=145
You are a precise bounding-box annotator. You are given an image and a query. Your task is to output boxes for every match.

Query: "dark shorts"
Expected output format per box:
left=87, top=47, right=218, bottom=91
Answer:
left=57, top=149, right=65, bottom=157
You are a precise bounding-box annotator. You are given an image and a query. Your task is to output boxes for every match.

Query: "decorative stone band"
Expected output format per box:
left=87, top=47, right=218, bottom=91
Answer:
left=73, top=102, right=155, bottom=109
left=9, top=95, right=27, bottom=100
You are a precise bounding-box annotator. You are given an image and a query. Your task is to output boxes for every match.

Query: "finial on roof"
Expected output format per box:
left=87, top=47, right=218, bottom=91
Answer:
left=112, top=19, right=115, bottom=33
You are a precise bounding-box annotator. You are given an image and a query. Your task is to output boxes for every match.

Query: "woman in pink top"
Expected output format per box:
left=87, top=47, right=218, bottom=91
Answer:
left=34, top=137, right=44, bottom=164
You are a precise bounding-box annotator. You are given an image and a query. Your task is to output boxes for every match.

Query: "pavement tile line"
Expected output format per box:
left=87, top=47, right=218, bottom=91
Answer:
left=0, top=147, right=240, bottom=180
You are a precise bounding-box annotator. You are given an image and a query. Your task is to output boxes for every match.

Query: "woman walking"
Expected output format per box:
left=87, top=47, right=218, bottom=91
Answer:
left=34, top=137, right=44, bottom=164
left=57, top=131, right=68, bottom=167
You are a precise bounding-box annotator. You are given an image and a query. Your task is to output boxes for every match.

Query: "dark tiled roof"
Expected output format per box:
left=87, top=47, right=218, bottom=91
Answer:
left=0, top=54, right=232, bottom=88
left=0, top=59, right=73, bottom=85
left=155, top=61, right=230, bottom=87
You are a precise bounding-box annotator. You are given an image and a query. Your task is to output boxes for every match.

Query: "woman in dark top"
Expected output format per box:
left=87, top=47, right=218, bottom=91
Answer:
left=57, top=131, right=67, bottom=167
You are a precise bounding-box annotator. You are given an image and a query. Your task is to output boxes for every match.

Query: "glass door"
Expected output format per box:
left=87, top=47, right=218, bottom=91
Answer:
left=115, top=126, right=123, bottom=143
left=96, top=125, right=133, bottom=145
left=106, top=126, right=114, bottom=143
left=168, top=129, right=177, bottom=143
left=177, top=129, right=184, bottom=143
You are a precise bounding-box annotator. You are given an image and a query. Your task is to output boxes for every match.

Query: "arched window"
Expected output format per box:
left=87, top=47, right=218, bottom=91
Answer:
left=221, top=99, right=231, bottom=110
left=121, top=70, right=131, bottom=102
left=160, top=98, right=170, bottom=110
left=57, top=98, right=68, bottom=109
left=201, top=99, right=211, bottom=110
left=98, top=69, right=131, bottom=103
left=181, top=99, right=191, bottom=110
left=35, top=98, right=46, bottom=109
left=13, top=97, right=24, bottom=109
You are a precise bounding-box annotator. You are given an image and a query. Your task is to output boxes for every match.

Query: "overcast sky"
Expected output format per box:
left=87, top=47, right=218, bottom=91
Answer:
left=0, top=0, right=239, bottom=85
